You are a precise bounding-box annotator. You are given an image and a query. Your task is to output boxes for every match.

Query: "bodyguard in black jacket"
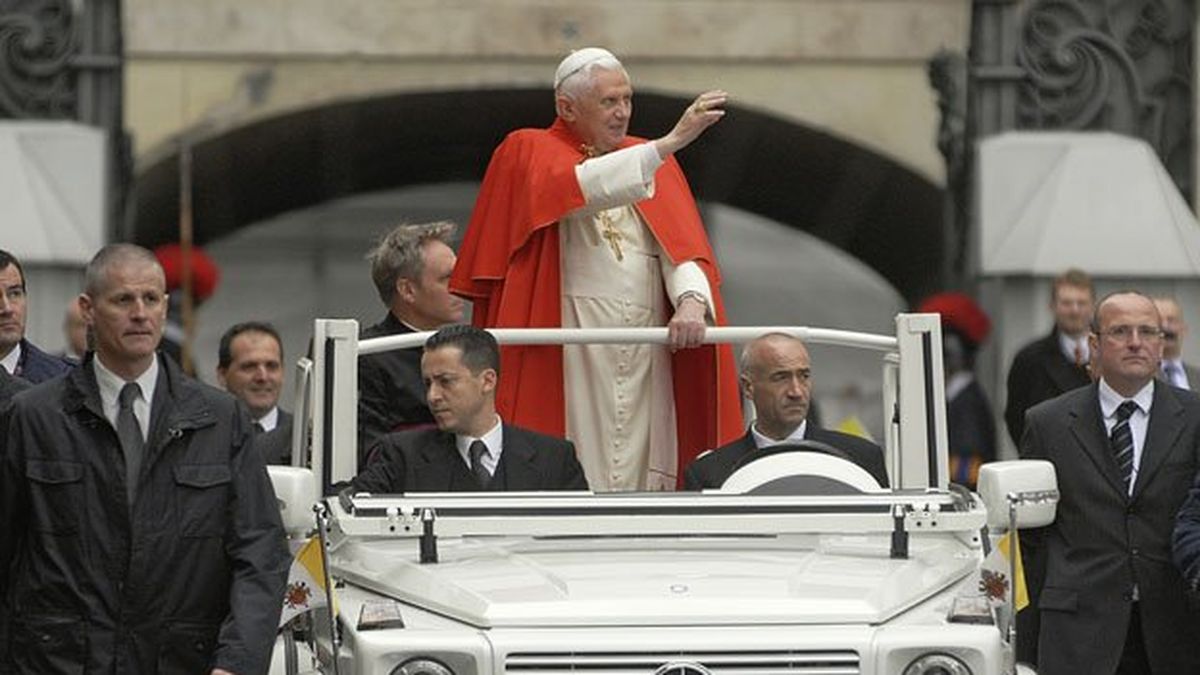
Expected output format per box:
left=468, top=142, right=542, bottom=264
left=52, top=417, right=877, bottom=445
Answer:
left=0, top=245, right=289, bottom=675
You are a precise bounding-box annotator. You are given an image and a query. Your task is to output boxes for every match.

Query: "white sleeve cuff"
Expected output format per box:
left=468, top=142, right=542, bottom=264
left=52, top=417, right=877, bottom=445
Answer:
left=664, top=260, right=713, bottom=313
left=572, top=143, right=661, bottom=213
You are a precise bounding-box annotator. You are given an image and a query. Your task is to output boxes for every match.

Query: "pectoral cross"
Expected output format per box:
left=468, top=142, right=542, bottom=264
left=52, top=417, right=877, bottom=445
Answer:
left=580, top=144, right=624, bottom=261
left=597, top=210, right=624, bottom=261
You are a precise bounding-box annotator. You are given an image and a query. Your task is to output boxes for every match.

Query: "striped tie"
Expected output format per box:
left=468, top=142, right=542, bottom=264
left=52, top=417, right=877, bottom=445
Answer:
left=1111, top=400, right=1138, bottom=491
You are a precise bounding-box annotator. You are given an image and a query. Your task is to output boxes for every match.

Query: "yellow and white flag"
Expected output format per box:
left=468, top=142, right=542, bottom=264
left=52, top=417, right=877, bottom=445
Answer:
left=280, top=537, right=332, bottom=627
left=977, top=530, right=1029, bottom=611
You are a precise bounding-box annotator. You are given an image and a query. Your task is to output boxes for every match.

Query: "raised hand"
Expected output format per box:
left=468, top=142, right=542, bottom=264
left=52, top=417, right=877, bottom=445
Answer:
left=655, top=90, right=728, bottom=158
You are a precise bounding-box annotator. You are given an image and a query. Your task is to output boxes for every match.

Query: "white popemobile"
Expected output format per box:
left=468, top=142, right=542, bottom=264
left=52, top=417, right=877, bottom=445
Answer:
left=268, top=315, right=1056, bottom=675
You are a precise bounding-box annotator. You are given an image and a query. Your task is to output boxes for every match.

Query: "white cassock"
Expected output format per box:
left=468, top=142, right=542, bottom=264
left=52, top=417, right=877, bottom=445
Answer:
left=560, top=143, right=713, bottom=491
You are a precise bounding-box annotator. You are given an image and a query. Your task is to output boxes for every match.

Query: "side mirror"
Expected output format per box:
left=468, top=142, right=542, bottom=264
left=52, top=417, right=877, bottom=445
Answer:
left=976, top=460, right=1059, bottom=530
left=267, top=466, right=319, bottom=536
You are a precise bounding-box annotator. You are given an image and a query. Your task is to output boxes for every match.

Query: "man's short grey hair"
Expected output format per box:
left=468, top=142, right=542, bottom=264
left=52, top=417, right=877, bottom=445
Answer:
left=366, top=221, right=457, bottom=306
left=84, top=244, right=163, bottom=297
left=555, top=56, right=628, bottom=101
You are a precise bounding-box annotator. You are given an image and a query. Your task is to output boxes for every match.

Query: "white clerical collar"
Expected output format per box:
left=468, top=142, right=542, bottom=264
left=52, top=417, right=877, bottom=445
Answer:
left=0, top=341, right=20, bottom=374
left=1097, top=377, right=1154, bottom=419
left=751, top=419, right=807, bottom=450
left=455, top=415, right=504, bottom=468
left=256, top=406, right=280, bottom=432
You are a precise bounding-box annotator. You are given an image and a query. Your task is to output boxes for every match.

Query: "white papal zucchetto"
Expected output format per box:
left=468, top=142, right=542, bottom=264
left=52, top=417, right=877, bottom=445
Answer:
left=554, top=47, right=620, bottom=89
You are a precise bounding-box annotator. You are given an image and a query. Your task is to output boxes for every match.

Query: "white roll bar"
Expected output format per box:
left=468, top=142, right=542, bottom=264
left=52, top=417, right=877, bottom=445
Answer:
left=304, top=317, right=946, bottom=492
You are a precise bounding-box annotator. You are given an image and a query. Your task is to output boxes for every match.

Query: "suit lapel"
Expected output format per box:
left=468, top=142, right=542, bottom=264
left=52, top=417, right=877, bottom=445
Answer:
left=1134, top=384, right=1185, bottom=497
left=1067, top=386, right=1128, bottom=498
left=499, top=426, right=540, bottom=490
left=412, top=432, right=470, bottom=491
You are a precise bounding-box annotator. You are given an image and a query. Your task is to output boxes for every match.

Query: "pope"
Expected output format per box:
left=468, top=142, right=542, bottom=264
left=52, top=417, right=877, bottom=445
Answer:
left=450, top=47, right=742, bottom=491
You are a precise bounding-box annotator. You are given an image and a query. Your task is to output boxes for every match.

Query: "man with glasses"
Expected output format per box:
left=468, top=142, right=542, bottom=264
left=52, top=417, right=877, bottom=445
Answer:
left=1153, top=296, right=1198, bottom=391
left=1020, top=291, right=1200, bottom=675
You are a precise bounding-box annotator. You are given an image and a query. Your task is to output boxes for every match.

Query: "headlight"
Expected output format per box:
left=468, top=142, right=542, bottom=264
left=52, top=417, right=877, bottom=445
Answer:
left=392, top=657, right=456, bottom=675
left=902, top=653, right=972, bottom=675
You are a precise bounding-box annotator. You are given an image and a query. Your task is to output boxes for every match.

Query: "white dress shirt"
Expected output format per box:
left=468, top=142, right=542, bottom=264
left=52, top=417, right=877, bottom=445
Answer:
left=751, top=420, right=808, bottom=450
left=93, top=356, right=159, bottom=442
left=1161, top=358, right=1190, bottom=389
left=255, top=406, right=280, bottom=432
left=1058, top=332, right=1089, bottom=366
left=455, top=415, right=504, bottom=476
left=0, top=342, right=20, bottom=374
left=1097, top=378, right=1154, bottom=496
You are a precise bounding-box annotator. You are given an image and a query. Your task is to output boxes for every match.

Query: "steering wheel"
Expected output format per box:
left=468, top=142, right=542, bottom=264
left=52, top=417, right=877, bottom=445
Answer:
left=722, top=439, right=883, bottom=495
left=730, top=439, right=856, bottom=472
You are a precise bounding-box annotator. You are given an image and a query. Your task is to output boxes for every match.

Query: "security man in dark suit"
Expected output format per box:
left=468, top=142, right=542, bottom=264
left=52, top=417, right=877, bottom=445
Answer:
left=1005, top=268, right=1094, bottom=447
left=682, top=332, right=888, bottom=490
left=1006, top=269, right=1096, bottom=666
left=0, top=249, right=73, bottom=383
left=351, top=324, right=588, bottom=493
left=1021, top=291, right=1200, bottom=675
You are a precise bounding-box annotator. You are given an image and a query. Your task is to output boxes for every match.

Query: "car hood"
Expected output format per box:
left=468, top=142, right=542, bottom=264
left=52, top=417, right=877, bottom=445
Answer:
left=332, top=534, right=977, bottom=628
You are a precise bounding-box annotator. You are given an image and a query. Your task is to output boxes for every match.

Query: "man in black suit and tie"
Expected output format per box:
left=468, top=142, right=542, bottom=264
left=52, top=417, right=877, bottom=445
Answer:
left=682, top=333, right=888, bottom=490
left=351, top=325, right=588, bottom=493
left=358, top=222, right=467, bottom=462
left=1005, top=268, right=1095, bottom=447
left=1021, top=291, right=1200, bottom=675
left=217, top=321, right=293, bottom=464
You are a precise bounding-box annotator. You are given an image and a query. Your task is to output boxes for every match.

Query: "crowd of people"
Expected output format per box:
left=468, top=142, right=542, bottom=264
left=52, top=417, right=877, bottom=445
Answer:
left=3, top=45, right=1200, bottom=675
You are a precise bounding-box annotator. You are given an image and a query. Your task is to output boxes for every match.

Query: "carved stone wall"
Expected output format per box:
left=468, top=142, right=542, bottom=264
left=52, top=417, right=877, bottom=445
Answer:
left=969, top=0, right=1195, bottom=200
left=1017, top=0, right=1194, bottom=199
left=0, top=0, right=78, bottom=118
left=0, top=0, right=128, bottom=238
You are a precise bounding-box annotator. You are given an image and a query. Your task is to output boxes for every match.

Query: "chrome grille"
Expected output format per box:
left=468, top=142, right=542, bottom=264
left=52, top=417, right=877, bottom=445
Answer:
left=506, top=651, right=860, bottom=675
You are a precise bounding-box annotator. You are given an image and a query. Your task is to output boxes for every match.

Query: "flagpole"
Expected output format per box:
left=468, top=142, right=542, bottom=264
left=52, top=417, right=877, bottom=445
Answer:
left=1006, top=493, right=1018, bottom=645
left=314, top=502, right=342, bottom=675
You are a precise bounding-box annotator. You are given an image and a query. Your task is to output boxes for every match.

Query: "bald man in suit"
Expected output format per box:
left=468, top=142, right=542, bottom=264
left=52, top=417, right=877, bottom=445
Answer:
left=683, top=333, right=887, bottom=490
left=1021, top=292, right=1200, bottom=675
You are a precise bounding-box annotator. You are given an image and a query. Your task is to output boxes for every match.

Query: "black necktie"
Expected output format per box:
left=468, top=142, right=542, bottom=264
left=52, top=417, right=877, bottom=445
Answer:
left=1111, top=400, right=1138, bottom=492
left=469, top=440, right=491, bottom=488
left=253, top=421, right=266, bottom=435
left=117, top=382, right=145, bottom=504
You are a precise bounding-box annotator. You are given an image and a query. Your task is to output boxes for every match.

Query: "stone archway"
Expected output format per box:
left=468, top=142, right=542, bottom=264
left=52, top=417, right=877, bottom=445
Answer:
left=133, top=89, right=944, bottom=303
